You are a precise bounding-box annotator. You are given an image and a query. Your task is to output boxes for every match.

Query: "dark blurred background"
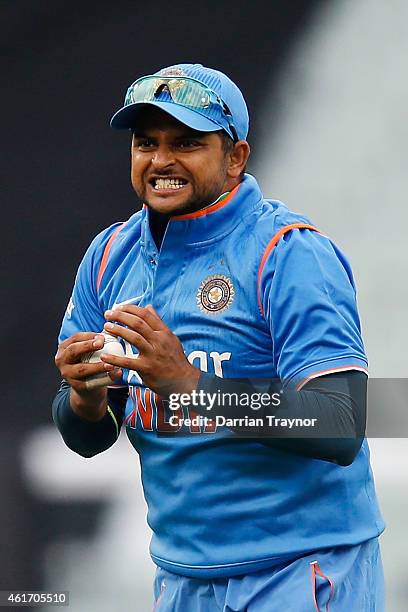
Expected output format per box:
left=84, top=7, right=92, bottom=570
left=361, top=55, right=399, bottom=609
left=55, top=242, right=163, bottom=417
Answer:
left=2, top=0, right=322, bottom=428
left=2, top=1, right=407, bottom=610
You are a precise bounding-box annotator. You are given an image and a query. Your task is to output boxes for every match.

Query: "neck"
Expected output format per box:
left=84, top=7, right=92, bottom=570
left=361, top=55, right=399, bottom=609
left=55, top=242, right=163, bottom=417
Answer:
left=149, top=209, right=170, bottom=250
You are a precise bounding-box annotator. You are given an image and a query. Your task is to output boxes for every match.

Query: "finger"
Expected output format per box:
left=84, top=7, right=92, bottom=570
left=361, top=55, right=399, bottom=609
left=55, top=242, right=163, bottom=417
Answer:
left=68, top=360, right=116, bottom=381
left=100, top=352, right=145, bottom=372
left=58, top=332, right=104, bottom=351
left=105, top=309, right=156, bottom=342
left=108, top=368, right=123, bottom=382
left=103, top=321, right=152, bottom=353
left=114, top=304, right=166, bottom=331
left=145, top=304, right=162, bottom=321
left=62, top=336, right=106, bottom=365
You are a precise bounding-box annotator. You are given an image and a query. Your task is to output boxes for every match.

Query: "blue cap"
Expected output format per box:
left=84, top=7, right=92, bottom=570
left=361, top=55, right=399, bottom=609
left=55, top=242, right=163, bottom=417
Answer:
left=110, top=63, right=249, bottom=141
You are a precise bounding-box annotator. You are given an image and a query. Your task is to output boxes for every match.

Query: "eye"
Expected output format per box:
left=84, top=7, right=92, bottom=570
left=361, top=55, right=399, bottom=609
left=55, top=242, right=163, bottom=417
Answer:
left=177, top=139, right=201, bottom=149
left=133, top=138, right=156, bottom=151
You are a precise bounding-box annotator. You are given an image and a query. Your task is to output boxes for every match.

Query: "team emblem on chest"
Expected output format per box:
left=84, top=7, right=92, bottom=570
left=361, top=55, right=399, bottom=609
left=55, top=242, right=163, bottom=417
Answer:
left=197, top=275, right=235, bottom=314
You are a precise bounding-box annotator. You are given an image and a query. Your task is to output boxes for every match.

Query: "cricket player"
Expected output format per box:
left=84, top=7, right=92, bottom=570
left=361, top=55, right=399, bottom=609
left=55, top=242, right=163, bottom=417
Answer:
left=53, top=63, right=385, bottom=610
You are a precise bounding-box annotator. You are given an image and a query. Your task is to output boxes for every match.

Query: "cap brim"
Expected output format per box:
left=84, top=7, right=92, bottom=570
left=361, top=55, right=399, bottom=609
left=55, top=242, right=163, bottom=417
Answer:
left=110, top=100, right=227, bottom=134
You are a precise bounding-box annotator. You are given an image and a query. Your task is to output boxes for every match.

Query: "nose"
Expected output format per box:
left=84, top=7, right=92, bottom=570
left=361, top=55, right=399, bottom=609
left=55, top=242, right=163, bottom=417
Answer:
left=150, top=145, right=175, bottom=170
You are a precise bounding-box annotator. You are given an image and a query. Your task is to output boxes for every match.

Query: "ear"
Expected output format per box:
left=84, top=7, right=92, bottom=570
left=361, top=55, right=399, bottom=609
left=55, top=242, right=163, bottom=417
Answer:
left=227, top=141, right=251, bottom=179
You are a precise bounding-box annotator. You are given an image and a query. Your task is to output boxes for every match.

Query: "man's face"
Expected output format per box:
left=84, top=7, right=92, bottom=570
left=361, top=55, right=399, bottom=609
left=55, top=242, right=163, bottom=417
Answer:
left=130, top=107, right=235, bottom=215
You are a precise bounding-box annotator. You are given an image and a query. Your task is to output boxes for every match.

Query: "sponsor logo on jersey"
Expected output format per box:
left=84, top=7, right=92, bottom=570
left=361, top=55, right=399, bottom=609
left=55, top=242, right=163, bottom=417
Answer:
left=66, top=297, right=75, bottom=318
left=197, top=275, right=235, bottom=314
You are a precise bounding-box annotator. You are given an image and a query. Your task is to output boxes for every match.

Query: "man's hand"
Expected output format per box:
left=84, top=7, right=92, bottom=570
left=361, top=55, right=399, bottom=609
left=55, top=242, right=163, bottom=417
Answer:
left=54, top=332, right=122, bottom=421
left=102, top=305, right=200, bottom=398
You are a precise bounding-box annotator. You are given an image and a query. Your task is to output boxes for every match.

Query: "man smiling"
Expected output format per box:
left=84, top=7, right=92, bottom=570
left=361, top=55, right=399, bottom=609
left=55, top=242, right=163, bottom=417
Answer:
left=53, top=64, right=385, bottom=610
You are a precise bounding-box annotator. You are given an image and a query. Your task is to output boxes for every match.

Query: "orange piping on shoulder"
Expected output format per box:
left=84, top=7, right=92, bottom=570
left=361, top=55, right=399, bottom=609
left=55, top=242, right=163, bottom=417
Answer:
left=96, top=223, right=126, bottom=292
left=257, top=223, right=321, bottom=316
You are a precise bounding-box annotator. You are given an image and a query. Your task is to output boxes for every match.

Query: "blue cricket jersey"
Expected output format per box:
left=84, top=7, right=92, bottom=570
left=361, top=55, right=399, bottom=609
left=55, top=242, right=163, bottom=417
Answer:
left=59, top=174, right=384, bottom=578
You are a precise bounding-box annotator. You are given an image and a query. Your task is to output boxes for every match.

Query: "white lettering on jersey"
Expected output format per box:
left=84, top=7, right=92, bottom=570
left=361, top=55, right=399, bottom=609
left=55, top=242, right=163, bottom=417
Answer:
left=124, top=339, right=143, bottom=385
left=188, top=350, right=208, bottom=372
left=66, top=297, right=75, bottom=318
left=187, top=350, right=231, bottom=377
left=210, top=352, right=231, bottom=377
left=124, top=345, right=231, bottom=385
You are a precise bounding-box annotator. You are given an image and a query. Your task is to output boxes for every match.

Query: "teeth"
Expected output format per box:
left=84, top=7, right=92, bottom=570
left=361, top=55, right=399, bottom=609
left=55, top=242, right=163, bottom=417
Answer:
left=154, top=178, right=186, bottom=190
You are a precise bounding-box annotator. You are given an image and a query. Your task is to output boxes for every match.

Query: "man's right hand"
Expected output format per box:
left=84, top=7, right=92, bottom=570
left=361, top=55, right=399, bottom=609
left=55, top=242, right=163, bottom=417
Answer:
left=54, top=332, right=121, bottom=422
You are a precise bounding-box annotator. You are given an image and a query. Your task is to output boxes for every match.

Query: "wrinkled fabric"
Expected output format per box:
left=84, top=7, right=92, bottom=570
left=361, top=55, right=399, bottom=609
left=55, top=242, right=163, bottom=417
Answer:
left=153, top=538, right=385, bottom=611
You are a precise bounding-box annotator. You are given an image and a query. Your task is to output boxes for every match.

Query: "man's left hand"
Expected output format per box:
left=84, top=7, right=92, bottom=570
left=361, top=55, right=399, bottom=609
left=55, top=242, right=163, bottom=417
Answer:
left=102, top=304, right=200, bottom=398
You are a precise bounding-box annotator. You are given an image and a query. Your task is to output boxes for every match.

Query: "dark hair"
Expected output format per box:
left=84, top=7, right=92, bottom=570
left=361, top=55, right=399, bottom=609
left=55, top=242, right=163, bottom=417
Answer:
left=218, top=130, right=235, bottom=155
left=217, top=130, right=246, bottom=178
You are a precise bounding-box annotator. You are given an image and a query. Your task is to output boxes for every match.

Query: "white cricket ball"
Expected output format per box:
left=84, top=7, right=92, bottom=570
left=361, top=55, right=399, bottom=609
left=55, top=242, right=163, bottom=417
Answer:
left=81, top=331, right=125, bottom=389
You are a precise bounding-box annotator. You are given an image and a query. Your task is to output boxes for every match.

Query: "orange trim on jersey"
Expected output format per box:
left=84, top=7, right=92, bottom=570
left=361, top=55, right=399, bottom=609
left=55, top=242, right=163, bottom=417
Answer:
left=311, top=561, right=320, bottom=612
left=296, top=365, right=368, bottom=390
left=171, top=183, right=241, bottom=220
left=310, top=560, right=335, bottom=611
left=257, top=223, right=320, bottom=316
left=96, top=223, right=126, bottom=292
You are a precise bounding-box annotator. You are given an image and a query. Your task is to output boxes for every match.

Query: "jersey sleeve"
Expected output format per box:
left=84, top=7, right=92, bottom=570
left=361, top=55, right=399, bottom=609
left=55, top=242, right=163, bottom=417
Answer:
left=52, top=381, right=128, bottom=458
left=58, top=223, right=123, bottom=342
left=259, top=228, right=368, bottom=388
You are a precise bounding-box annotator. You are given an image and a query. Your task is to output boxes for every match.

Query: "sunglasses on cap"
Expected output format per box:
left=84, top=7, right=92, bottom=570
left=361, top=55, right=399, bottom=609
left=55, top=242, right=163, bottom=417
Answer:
left=124, top=75, right=239, bottom=142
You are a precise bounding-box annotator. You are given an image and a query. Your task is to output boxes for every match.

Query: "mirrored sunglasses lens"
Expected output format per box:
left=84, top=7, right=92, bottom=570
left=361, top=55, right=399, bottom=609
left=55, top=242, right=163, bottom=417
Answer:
left=130, top=78, right=162, bottom=103
left=168, top=81, right=211, bottom=108
left=128, top=77, right=215, bottom=110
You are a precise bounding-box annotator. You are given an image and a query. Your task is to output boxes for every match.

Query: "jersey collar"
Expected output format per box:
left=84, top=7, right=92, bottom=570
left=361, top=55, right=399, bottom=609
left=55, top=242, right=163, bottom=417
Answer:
left=141, top=173, right=263, bottom=254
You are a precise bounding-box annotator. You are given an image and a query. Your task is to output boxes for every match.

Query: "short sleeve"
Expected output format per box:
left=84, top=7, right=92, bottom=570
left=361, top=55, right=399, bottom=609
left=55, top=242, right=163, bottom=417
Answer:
left=58, top=224, right=122, bottom=343
left=259, top=228, right=368, bottom=387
